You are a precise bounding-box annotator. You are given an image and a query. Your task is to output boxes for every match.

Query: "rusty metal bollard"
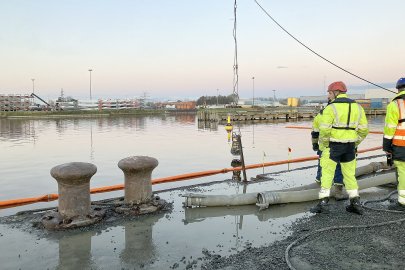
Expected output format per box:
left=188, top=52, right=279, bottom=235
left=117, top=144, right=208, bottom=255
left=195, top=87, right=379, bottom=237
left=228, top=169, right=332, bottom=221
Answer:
left=118, top=156, right=158, bottom=204
left=50, top=162, right=97, bottom=219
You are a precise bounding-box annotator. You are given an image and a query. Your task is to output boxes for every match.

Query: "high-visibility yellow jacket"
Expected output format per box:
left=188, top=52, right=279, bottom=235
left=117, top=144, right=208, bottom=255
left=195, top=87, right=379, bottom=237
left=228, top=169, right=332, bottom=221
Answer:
left=383, top=91, right=405, bottom=152
left=319, top=94, right=368, bottom=148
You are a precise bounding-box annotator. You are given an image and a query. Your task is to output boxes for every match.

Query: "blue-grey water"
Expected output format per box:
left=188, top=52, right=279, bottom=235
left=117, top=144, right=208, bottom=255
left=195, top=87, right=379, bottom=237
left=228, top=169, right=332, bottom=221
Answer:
left=0, top=113, right=386, bottom=269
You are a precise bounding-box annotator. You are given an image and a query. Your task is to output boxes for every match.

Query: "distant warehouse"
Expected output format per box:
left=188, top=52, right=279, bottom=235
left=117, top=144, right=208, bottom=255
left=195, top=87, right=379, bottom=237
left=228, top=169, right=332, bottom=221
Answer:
left=175, top=101, right=196, bottom=110
left=359, top=88, right=396, bottom=109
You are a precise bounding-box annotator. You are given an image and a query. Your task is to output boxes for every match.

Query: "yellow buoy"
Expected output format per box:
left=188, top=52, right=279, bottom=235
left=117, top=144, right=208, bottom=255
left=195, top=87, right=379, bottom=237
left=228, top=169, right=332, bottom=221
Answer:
left=225, top=115, right=233, bottom=142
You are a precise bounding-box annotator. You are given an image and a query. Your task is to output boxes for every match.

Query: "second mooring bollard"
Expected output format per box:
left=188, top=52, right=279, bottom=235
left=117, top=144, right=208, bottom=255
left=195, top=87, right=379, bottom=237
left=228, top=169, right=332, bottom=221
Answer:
left=118, top=156, right=159, bottom=204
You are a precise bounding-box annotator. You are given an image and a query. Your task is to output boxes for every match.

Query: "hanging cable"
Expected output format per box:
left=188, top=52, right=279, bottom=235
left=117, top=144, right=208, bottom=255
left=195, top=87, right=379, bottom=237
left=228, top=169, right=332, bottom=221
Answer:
left=233, top=0, right=240, bottom=105
left=254, top=0, right=396, bottom=94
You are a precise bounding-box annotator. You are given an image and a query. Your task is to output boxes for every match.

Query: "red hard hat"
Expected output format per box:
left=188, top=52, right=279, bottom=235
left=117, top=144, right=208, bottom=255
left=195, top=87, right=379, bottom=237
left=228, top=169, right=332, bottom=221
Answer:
left=327, top=81, right=347, bottom=92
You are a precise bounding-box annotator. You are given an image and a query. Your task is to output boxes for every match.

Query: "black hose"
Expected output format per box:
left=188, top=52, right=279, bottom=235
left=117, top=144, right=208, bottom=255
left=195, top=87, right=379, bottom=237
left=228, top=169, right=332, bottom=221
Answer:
left=285, top=191, right=405, bottom=270
left=362, top=190, right=404, bottom=213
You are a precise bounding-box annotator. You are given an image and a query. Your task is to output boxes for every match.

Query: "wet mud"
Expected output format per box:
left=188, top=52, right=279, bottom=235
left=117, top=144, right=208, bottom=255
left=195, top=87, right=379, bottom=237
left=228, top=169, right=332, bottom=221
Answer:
left=0, top=198, right=172, bottom=238
left=1, top=157, right=400, bottom=270
left=202, top=193, right=405, bottom=270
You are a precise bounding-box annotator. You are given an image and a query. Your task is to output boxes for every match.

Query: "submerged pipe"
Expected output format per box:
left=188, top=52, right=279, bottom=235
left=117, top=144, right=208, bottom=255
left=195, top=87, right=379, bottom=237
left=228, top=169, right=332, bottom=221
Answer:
left=183, top=162, right=394, bottom=208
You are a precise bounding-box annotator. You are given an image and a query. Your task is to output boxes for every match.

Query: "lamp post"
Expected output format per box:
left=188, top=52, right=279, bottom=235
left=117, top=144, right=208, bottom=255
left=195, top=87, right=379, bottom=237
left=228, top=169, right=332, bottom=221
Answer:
left=31, top=78, right=35, bottom=94
left=216, top=89, right=219, bottom=106
left=252, top=76, right=255, bottom=107
left=272, top=90, right=276, bottom=106
left=88, top=69, right=93, bottom=101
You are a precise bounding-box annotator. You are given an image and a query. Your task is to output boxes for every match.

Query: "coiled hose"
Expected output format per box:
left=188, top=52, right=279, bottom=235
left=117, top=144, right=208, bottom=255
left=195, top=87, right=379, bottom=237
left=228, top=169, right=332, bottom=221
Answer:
left=285, top=191, right=405, bottom=270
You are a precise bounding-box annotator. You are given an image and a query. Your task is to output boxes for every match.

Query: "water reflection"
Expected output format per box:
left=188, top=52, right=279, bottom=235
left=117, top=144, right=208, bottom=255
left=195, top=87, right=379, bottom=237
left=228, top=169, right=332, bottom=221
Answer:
left=56, top=231, right=94, bottom=270
left=0, top=119, right=37, bottom=142
left=183, top=203, right=305, bottom=225
left=173, top=113, right=196, bottom=124
left=90, top=122, right=94, bottom=161
left=197, top=121, right=218, bottom=131
left=120, top=212, right=164, bottom=266
left=52, top=210, right=165, bottom=269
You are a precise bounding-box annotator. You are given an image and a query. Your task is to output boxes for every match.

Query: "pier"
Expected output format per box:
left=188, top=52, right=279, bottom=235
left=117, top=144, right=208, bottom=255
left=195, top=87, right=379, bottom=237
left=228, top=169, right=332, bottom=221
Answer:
left=197, top=107, right=386, bottom=122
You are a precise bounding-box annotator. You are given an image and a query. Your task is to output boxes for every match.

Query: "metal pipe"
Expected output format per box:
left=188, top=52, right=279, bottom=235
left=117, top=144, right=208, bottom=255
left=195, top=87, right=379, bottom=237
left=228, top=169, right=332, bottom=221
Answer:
left=257, top=171, right=396, bottom=209
left=183, top=162, right=395, bottom=208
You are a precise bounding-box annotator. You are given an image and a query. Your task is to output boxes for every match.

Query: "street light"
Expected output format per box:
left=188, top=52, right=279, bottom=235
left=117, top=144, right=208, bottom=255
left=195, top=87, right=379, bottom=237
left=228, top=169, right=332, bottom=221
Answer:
left=216, top=89, right=219, bottom=106
left=252, top=77, right=255, bottom=107
left=31, top=78, right=35, bottom=94
left=272, top=90, right=276, bottom=106
left=88, top=69, right=93, bottom=100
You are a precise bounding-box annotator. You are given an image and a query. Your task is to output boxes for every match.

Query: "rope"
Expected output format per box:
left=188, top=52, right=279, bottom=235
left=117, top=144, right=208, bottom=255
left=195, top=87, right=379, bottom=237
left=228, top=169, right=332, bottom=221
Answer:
left=253, top=0, right=396, bottom=94
left=285, top=191, right=405, bottom=270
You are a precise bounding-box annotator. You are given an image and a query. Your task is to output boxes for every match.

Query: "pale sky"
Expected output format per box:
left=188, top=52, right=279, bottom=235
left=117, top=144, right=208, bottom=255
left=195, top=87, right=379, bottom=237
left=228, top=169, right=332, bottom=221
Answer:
left=0, top=0, right=403, bottom=100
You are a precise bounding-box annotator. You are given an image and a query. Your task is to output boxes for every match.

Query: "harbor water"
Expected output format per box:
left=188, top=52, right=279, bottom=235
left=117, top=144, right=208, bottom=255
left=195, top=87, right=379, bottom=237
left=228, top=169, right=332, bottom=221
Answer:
left=0, top=113, right=387, bottom=269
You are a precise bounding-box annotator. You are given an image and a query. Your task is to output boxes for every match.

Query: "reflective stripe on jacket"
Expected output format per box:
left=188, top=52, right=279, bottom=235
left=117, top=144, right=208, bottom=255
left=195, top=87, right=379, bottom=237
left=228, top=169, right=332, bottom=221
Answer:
left=384, top=92, right=405, bottom=146
left=319, top=94, right=369, bottom=147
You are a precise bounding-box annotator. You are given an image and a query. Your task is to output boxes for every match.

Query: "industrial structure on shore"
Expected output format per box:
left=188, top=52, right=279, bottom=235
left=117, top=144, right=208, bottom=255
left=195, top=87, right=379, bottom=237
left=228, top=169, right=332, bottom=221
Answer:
left=0, top=93, right=196, bottom=112
left=0, top=87, right=395, bottom=113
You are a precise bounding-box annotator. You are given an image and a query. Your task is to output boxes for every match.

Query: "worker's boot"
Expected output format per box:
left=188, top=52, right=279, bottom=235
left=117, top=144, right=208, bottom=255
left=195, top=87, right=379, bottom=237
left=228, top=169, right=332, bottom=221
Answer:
left=388, top=202, right=405, bottom=211
left=334, top=185, right=348, bottom=201
left=310, top=197, right=329, bottom=214
left=346, top=197, right=363, bottom=215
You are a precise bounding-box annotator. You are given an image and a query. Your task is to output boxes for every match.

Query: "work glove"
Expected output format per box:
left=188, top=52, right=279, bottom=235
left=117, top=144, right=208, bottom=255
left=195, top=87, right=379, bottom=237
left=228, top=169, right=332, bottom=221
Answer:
left=386, top=153, right=393, bottom=167
left=312, top=143, right=319, bottom=152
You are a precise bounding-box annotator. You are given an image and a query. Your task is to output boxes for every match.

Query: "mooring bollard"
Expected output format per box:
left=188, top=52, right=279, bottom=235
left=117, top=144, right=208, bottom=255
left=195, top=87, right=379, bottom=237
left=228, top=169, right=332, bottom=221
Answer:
left=50, top=162, right=97, bottom=219
left=118, top=156, right=158, bottom=204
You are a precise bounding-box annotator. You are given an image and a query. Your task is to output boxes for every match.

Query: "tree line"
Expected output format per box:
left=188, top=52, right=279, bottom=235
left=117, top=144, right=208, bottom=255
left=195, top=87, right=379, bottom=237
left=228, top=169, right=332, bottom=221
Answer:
left=196, top=95, right=237, bottom=106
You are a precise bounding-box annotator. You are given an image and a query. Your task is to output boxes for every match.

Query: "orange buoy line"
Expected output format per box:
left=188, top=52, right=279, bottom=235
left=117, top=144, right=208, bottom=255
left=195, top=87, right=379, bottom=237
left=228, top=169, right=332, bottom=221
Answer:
left=0, top=146, right=383, bottom=209
left=285, top=126, right=384, bottom=135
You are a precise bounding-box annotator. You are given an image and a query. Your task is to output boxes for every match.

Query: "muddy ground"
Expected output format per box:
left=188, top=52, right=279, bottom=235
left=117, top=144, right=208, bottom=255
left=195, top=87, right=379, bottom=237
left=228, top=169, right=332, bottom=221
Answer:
left=201, top=194, right=405, bottom=270
left=1, top=159, right=403, bottom=270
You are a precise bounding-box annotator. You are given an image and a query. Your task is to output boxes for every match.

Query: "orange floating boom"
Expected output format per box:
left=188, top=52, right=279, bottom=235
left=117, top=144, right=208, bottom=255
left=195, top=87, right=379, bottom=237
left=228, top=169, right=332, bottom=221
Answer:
left=285, top=126, right=383, bottom=135
left=0, top=146, right=382, bottom=209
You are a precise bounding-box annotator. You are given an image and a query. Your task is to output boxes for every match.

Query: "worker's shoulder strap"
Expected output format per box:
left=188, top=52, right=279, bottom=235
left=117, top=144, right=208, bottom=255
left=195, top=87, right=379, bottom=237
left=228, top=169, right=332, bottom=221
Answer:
left=393, top=94, right=405, bottom=101
left=319, top=108, right=325, bottom=115
left=394, top=98, right=405, bottom=124
left=331, top=97, right=356, bottom=104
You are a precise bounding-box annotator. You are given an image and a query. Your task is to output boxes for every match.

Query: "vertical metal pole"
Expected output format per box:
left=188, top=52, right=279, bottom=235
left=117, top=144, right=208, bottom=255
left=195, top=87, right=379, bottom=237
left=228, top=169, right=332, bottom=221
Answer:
left=88, top=69, right=93, bottom=101
left=31, top=78, right=35, bottom=94
left=252, top=77, right=255, bottom=107
left=237, top=134, right=247, bottom=182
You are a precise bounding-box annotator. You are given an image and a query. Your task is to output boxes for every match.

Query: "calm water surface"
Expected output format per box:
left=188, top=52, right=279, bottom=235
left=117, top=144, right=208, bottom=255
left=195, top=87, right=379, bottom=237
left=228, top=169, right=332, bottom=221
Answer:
left=0, top=114, right=385, bottom=216
left=0, top=114, right=387, bottom=269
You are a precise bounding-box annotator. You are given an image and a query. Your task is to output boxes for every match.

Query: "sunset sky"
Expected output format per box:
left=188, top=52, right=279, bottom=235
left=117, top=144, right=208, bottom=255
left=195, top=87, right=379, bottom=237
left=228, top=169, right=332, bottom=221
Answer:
left=0, top=0, right=403, bottom=100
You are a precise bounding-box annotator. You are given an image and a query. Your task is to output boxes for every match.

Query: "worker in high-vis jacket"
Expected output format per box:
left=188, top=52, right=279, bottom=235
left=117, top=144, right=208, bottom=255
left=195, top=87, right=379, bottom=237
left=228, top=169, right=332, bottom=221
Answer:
left=383, top=77, right=405, bottom=211
left=310, top=81, right=369, bottom=215
left=312, top=104, right=345, bottom=200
